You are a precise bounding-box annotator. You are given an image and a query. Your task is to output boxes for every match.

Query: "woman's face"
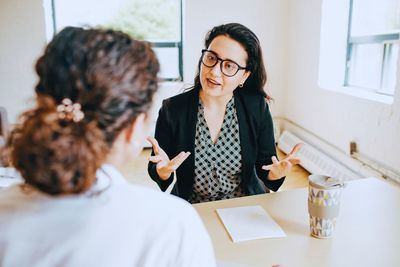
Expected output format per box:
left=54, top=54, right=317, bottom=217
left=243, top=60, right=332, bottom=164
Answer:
left=200, top=35, right=250, bottom=98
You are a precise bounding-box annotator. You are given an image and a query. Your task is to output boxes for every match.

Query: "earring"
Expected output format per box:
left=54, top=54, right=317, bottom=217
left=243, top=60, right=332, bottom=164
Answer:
left=239, top=83, right=244, bottom=88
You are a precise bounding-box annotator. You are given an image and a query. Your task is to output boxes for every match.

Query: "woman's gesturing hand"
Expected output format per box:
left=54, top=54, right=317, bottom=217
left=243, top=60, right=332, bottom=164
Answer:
left=262, top=143, right=303, bottom=181
left=147, top=137, right=191, bottom=180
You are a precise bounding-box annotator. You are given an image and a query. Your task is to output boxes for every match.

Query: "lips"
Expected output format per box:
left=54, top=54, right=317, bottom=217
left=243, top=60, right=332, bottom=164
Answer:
left=206, top=78, right=221, bottom=86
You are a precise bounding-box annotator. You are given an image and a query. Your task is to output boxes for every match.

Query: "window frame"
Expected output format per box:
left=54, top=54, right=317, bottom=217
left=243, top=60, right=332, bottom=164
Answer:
left=50, top=0, right=183, bottom=82
left=344, top=0, right=400, bottom=96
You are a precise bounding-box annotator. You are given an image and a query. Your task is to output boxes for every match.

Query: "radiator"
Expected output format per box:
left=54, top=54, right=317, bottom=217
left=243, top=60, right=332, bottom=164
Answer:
left=277, top=130, right=359, bottom=181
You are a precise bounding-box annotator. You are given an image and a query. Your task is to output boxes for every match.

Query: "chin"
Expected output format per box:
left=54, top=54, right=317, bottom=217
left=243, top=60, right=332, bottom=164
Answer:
left=203, top=87, right=221, bottom=96
left=204, top=87, right=236, bottom=99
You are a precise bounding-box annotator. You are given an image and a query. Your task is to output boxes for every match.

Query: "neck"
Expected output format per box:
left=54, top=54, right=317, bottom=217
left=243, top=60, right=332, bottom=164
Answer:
left=105, top=155, right=124, bottom=171
left=199, top=89, right=233, bottom=109
left=104, top=138, right=127, bottom=172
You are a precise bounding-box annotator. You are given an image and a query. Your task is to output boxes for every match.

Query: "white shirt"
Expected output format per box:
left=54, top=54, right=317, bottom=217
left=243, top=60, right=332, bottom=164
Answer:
left=0, top=164, right=216, bottom=267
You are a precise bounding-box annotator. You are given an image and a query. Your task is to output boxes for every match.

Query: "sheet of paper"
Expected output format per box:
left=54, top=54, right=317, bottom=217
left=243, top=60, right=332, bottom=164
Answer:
left=216, top=205, right=286, bottom=243
left=0, top=167, right=23, bottom=188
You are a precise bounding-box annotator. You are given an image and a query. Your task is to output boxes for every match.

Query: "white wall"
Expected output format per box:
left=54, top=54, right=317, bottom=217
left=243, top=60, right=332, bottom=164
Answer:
left=1, top=0, right=398, bottom=174
left=0, top=0, right=47, bottom=123
left=284, top=0, right=400, bottom=173
left=184, top=0, right=288, bottom=116
left=0, top=0, right=288, bottom=122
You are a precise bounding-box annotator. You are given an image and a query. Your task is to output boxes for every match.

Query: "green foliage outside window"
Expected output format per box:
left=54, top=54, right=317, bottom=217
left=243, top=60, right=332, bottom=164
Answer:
left=106, top=0, right=180, bottom=41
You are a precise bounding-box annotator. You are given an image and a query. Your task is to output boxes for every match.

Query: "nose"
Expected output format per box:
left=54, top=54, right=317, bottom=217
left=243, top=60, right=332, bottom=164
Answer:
left=210, top=60, right=222, bottom=77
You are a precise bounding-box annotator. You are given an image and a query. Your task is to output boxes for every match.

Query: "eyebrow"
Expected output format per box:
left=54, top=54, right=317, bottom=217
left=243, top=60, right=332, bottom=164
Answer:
left=208, top=49, right=243, bottom=65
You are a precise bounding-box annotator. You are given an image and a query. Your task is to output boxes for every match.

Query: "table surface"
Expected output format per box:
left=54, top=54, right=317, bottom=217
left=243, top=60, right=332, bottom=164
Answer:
left=193, top=178, right=400, bottom=267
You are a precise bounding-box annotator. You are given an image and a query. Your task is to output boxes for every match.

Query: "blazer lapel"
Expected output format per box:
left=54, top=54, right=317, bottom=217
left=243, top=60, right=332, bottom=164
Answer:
left=234, top=90, right=256, bottom=185
left=177, top=88, right=199, bottom=199
left=184, top=88, right=199, bottom=155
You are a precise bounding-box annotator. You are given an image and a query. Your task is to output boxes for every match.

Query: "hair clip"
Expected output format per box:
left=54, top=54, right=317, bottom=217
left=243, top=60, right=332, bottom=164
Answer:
left=56, top=98, right=85, bottom=123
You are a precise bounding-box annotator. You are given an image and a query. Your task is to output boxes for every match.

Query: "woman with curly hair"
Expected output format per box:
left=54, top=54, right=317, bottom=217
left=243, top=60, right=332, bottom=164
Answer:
left=0, top=27, right=215, bottom=267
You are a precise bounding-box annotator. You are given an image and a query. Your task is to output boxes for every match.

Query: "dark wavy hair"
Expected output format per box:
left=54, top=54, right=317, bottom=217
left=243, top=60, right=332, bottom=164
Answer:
left=191, top=23, right=269, bottom=99
left=9, top=27, right=159, bottom=195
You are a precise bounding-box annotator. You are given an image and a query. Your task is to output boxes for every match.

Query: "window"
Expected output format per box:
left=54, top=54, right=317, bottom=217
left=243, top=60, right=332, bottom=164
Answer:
left=319, top=0, right=398, bottom=103
left=48, top=0, right=183, bottom=81
left=345, top=0, right=400, bottom=96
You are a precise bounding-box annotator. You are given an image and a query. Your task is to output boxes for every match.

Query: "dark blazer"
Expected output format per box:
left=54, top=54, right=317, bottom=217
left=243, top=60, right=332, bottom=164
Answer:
left=148, top=87, right=284, bottom=201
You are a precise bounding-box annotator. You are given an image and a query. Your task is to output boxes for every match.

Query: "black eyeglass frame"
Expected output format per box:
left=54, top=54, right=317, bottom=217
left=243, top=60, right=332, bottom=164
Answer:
left=201, top=49, right=247, bottom=77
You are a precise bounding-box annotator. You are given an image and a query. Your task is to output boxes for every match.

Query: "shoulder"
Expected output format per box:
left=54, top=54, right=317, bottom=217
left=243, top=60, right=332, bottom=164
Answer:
left=236, top=88, right=266, bottom=103
left=114, top=185, right=215, bottom=261
left=114, top=184, right=199, bottom=220
left=235, top=88, right=269, bottom=113
left=161, top=88, right=197, bottom=112
left=122, top=185, right=209, bottom=239
left=129, top=188, right=216, bottom=266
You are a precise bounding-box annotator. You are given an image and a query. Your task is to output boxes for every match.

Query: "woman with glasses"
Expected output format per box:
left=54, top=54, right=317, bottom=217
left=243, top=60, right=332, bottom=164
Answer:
left=148, top=23, right=301, bottom=203
left=0, top=27, right=215, bottom=266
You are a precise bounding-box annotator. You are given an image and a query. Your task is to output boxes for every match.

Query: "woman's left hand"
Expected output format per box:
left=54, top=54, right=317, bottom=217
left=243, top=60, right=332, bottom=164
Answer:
left=262, top=143, right=303, bottom=180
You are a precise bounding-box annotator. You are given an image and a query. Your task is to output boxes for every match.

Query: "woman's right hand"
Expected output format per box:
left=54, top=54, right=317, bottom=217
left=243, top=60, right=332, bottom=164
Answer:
left=147, top=137, right=191, bottom=181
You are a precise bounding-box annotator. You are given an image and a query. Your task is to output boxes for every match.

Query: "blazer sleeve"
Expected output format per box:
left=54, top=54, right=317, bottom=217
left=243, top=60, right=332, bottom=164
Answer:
left=147, top=101, right=175, bottom=191
left=255, top=99, right=285, bottom=191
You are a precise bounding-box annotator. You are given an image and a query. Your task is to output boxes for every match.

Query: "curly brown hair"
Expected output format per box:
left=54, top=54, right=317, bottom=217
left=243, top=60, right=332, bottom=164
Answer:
left=9, top=27, right=159, bottom=195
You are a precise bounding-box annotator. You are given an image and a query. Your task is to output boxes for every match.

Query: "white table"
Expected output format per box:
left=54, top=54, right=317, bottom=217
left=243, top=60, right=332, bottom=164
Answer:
left=193, top=178, right=400, bottom=267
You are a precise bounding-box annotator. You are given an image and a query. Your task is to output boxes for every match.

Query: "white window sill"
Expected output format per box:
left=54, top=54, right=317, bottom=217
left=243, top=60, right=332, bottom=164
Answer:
left=321, top=86, right=394, bottom=105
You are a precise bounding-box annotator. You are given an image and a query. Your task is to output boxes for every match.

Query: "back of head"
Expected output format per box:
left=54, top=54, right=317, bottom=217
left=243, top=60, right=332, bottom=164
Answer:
left=9, top=27, right=159, bottom=195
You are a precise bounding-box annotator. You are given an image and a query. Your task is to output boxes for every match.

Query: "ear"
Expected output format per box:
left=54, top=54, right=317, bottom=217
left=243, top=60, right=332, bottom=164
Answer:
left=125, top=113, right=146, bottom=143
left=107, top=113, right=148, bottom=167
left=240, top=71, right=251, bottom=85
left=123, top=113, right=147, bottom=158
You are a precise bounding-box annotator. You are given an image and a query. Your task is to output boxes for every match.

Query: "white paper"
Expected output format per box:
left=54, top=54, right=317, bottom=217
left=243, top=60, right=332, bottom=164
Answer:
left=216, top=205, right=286, bottom=243
left=0, top=167, right=24, bottom=188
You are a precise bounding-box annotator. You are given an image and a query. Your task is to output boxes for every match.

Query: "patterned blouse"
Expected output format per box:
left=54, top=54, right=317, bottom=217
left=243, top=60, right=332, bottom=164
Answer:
left=189, top=97, right=245, bottom=204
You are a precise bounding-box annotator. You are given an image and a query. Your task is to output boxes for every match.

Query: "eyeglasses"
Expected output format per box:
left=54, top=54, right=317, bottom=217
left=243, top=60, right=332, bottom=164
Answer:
left=201, top=49, right=247, bottom=77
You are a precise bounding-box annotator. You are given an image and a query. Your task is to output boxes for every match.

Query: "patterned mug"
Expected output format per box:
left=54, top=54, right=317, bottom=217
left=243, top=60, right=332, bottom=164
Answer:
left=308, top=174, right=345, bottom=238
